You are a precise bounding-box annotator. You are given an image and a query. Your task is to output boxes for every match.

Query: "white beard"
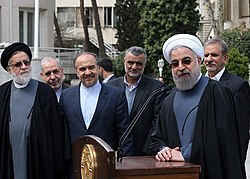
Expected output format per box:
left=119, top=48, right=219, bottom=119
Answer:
left=173, top=66, right=201, bottom=91
left=12, top=72, right=31, bottom=86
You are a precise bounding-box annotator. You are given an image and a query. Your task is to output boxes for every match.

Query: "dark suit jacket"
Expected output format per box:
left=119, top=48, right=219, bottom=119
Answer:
left=60, top=82, right=133, bottom=155
left=62, top=83, right=71, bottom=90
left=108, top=75, right=170, bottom=155
left=220, top=70, right=250, bottom=162
left=108, top=74, right=116, bottom=81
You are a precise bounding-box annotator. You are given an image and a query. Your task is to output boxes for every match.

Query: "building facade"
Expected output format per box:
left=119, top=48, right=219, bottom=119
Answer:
left=0, top=0, right=55, bottom=47
left=198, top=0, right=250, bottom=40
left=55, top=0, right=118, bottom=58
left=56, top=0, right=250, bottom=46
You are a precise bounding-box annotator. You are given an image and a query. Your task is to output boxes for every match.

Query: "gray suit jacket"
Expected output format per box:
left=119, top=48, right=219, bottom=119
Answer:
left=60, top=82, right=133, bottom=155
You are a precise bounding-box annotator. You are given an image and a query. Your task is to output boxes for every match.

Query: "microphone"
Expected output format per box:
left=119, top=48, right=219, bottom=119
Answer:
left=117, top=86, right=169, bottom=162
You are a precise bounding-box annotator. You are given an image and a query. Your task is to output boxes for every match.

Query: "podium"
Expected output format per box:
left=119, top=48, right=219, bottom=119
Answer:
left=73, top=135, right=200, bottom=179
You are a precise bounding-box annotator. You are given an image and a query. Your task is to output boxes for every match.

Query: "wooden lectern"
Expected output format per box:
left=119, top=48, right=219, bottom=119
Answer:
left=73, top=135, right=200, bottom=179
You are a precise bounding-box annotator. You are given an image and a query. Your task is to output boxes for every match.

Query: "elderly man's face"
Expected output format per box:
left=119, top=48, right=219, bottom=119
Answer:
left=170, top=47, right=201, bottom=91
left=7, top=51, right=31, bottom=85
left=204, top=43, right=228, bottom=77
left=124, top=52, right=146, bottom=83
left=75, top=54, right=99, bottom=87
left=41, top=58, right=64, bottom=91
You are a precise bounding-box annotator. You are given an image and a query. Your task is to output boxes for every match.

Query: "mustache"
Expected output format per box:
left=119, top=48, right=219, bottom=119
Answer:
left=127, top=69, right=140, bottom=73
left=205, top=61, right=216, bottom=66
left=176, top=69, right=189, bottom=76
left=83, top=73, right=95, bottom=78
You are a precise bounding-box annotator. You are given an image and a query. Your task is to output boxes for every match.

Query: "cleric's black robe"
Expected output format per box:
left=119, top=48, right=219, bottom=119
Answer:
left=151, top=79, right=246, bottom=179
left=0, top=80, right=71, bottom=179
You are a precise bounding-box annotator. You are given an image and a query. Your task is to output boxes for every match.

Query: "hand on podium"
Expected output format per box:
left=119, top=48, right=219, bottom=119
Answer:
left=155, top=146, right=184, bottom=162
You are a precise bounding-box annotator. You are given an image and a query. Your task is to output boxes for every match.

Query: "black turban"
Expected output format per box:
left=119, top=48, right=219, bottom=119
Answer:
left=1, top=42, right=32, bottom=71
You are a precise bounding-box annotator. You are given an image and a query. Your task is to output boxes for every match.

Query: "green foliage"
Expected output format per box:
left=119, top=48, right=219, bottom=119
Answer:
left=138, top=0, right=201, bottom=85
left=113, top=51, right=125, bottom=77
left=226, top=48, right=249, bottom=80
left=221, top=28, right=250, bottom=61
left=114, top=0, right=201, bottom=85
left=115, top=0, right=143, bottom=51
left=220, top=28, right=250, bottom=80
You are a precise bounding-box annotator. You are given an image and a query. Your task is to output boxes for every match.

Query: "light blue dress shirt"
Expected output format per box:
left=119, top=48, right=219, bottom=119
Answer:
left=80, top=81, right=101, bottom=129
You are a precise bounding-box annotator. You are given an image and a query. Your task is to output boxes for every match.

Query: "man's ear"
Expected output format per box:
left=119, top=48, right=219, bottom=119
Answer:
left=7, top=67, right=11, bottom=74
left=197, top=57, right=202, bottom=65
left=224, top=54, right=229, bottom=64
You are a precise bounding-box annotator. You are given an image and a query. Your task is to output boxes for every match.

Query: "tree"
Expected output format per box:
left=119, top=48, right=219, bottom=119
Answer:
left=138, top=0, right=200, bottom=85
left=226, top=48, right=249, bottom=80
left=80, top=0, right=91, bottom=51
left=221, top=27, right=250, bottom=61
left=115, top=0, right=143, bottom=51
left=203, top=0, right=225, bottom=37
left=54, top=13, right=64, bottom=47
left=203, top=0, right=219, bottom=37
left=91, top=0, right=106, bottom=58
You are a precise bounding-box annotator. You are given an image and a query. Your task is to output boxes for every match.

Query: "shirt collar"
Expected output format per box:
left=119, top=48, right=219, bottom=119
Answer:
left=102, top=74, right=114, bottom=83
left=80, top=80, right=101, bottom=91
left=205, top=67, right=225, bottom=81
left=124, top=76, right=141, bottom=91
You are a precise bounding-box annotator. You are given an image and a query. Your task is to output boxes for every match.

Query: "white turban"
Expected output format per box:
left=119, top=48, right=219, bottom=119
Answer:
left=162, top=34, right=204, bottom=64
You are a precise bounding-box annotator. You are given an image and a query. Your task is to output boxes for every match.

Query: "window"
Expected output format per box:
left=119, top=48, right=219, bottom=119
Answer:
left=85, top=7, right=93, bottom=26
left=19, top=10, right=35, bottom=46
left=104, top=7, right=112, bottom=26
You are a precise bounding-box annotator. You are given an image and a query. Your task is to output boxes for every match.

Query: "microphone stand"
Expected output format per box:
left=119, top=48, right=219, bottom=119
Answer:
left=117, top=86, right=167, bottom=162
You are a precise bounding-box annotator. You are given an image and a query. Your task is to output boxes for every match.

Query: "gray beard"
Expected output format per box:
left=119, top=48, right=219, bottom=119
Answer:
left=12, top=72, right=31, bottom=85
left=173, top=66, right=200, bottom=91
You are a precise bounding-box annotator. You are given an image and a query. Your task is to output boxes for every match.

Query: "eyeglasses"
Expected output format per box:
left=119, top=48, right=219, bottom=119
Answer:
left=170, top=58, right=192, bottom=69
left=8, top=59, right=31, bottom=68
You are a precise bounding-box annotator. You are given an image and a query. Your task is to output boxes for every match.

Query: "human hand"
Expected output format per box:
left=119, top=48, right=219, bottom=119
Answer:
left=155, top=147, right=184, bottom=162
left=170, top=147, right=185, bottom=161
left=155, top=146, right=172, bottom=162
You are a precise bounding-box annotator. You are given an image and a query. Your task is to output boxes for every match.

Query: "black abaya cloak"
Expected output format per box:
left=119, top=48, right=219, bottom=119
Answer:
left=151, top=79, right=246, bottom=179
left=0, top=80, right=71, bottom=179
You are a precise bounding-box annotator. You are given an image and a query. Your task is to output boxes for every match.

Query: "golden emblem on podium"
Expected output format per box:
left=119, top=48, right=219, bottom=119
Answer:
left=81, top=144, right=96, bottom=179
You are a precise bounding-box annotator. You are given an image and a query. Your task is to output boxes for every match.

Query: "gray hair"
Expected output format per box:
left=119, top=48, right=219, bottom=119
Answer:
left=125, top=46, right=147, bottom=61
left=41, top=56, right=62, bottom=69
left=204, top=38, right=228, bottom=55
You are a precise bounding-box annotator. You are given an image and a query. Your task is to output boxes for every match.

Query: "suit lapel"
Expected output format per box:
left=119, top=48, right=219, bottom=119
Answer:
left=220, top=70, right=230, bottom=85
left=74, top=84, right=87, bottom=129
left=118, top=78, right=126, bottom=90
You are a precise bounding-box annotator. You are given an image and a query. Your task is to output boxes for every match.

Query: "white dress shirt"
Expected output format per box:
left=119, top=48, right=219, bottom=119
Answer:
left=205, top=67, right=225, bottom=81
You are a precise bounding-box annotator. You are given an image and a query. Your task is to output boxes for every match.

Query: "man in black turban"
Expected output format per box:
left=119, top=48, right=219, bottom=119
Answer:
left=0, top=42, right=71, bottom=179
left=1, top=42, right=32, bottom=71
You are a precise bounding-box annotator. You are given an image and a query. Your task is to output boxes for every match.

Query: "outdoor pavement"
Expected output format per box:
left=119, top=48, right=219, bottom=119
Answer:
left=246, top=143, right=250, bottom=179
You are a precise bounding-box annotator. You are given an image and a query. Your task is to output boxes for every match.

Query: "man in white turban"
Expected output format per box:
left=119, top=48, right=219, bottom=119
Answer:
left=150, top=34, right=246, bottom=179
left=162, top=34, right=204, bottom=64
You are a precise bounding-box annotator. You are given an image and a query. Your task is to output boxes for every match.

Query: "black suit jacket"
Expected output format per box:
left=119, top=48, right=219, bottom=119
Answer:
left=60, top=82, right=133, bottom=155
left=108, top=75, right=171, bottom=155
left=220, top=70, right=250, bottom=162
